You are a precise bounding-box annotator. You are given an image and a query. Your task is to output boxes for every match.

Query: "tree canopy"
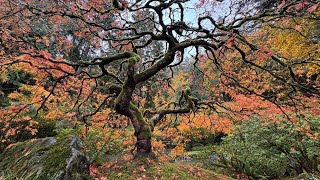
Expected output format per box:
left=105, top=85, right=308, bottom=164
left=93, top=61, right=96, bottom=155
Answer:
left=0, top=0, right=319, bottom=158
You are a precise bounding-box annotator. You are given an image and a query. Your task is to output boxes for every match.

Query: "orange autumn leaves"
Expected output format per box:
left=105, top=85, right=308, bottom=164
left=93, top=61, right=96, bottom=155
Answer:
left=178, top=113, right=233, bottom=135
left=0, top=104, right=39, bottom=143
left=1, top=54, right=97, bottom=142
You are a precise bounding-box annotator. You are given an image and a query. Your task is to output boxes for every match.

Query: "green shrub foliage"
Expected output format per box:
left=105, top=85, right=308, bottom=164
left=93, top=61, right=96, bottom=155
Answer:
left=216, top=116, right=320, bottom=179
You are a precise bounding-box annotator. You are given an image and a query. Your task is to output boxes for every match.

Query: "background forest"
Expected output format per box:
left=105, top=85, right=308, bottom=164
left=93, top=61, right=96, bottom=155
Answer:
left=0, top=0, right=319, bottom=179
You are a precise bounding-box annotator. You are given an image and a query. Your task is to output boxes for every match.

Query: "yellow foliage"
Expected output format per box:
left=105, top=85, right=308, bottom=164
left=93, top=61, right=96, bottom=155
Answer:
left=170, top=143, right=185, bottom=158
left=152, top=139, right=166, bottom=155
left=44, top=109, right=63, bottom=119
left=178, top=112, right=232, bottom=135
left=264, top=18, right=320, bottom=78
left=0, top=69, right=8, bottom=82
left=8, top=91, right=24, bottom=100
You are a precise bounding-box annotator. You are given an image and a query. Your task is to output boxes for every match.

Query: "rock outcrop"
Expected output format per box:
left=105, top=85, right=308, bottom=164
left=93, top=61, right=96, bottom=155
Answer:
left=0, top=136, right=90, bottom=180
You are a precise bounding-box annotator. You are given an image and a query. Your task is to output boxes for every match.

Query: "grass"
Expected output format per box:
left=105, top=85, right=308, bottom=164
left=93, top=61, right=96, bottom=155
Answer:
left=185, top=145, right=214, bottom=159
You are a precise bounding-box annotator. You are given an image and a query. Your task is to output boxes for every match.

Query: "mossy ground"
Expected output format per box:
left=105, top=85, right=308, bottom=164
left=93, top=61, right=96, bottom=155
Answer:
left=93, top=155, right=232, bottom=180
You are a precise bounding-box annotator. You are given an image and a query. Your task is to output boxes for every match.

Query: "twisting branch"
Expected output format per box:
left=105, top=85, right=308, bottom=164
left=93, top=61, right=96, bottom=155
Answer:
left=151, top=89, right=198, bottom=126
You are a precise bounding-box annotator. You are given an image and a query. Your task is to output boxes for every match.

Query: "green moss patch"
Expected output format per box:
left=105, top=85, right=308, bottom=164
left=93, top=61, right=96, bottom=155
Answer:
left=95, top=157, right=232, bottom=179
left=0, top=136, right=90, bottom=180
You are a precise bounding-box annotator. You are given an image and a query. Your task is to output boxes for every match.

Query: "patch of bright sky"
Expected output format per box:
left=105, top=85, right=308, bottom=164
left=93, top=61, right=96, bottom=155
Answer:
left=160, top=0, right=233, bottom=29
left=158, top=0, right=234, bottom=63
left=183, top=0, right=232, bottom=27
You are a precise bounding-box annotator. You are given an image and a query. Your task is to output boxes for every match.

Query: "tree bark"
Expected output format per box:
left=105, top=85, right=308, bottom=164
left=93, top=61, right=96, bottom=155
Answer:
left=134, top=124, right=155, bottom=159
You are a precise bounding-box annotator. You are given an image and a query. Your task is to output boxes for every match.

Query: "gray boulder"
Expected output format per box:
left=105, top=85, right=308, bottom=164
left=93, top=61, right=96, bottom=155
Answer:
left=55, top=120, right=76, bottom=130
left=0, top=136, right=90, bottom=180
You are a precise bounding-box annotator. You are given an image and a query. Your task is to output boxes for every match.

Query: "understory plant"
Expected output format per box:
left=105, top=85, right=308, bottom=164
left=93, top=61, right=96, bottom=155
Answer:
left=216, top=116, right=320, bottom=179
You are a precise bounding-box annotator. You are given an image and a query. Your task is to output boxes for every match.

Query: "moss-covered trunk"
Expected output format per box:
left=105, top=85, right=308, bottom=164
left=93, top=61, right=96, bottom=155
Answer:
left=134, top=124, right=155, bottom=158
left=110, top=53, right=157, bottom=157
left=136, top=134, right=152, bottom=155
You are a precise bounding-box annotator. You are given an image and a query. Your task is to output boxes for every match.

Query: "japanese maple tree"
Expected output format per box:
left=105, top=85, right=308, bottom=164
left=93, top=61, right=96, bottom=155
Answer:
left=0, top=0, right=319, bottom=157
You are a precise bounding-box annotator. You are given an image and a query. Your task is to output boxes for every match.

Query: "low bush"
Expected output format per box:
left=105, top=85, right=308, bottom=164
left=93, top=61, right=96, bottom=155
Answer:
left=79, top=126, right=128, bottom=164
left=216, top=116, right=320, bottom=179
left=0, top=115, right=56, bottom=152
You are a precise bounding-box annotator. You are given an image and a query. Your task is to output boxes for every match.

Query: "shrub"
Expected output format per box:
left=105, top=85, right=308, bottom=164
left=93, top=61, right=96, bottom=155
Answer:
left=0, top=115, right=56, bottom=152
left=79, top=126, right=126, bottom=164
left=216, top=116, right=320, bottom=179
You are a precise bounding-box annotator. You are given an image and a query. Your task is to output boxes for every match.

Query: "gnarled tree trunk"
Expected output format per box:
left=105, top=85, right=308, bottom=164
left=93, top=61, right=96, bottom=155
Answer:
left=109, top=53, right=195, bottom=158
left=135, top=125, right=153, bottom=158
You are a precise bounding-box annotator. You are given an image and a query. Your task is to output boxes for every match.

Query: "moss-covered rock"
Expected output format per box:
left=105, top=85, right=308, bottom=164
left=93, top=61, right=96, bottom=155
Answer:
left=55, top=120, right=75, bottom=130
left=0, top=136, right=90, bottom=180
